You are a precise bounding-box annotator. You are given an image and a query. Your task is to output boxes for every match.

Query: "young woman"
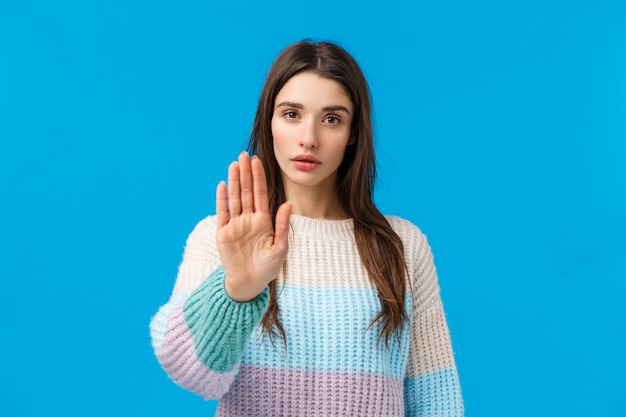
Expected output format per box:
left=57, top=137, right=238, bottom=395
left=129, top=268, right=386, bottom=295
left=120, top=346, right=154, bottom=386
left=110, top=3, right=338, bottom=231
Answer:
left=150, top=40, right=464, bottom=416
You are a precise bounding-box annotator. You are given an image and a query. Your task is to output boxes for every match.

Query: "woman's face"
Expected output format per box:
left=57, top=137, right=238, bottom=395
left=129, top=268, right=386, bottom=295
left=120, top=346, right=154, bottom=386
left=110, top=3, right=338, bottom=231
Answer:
left=271, top=71, right=354, bottom=196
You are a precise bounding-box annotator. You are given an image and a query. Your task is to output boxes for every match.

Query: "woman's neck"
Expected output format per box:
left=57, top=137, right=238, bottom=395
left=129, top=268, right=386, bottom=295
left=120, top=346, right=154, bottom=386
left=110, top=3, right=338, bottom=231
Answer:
left=283, top=183, right=348, bottom=220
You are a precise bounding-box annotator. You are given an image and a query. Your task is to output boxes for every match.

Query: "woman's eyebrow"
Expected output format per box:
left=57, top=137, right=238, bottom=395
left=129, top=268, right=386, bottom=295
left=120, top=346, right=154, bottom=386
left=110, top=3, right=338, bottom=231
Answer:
left=322, top=105, right=350, bottom=115
left=275, top=101, right=303, bottom=109
left=275, top=101, right=351, bottom=115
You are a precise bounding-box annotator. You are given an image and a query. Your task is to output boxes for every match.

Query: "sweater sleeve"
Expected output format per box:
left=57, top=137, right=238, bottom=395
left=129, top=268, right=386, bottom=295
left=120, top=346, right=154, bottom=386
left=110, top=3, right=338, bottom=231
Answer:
left=149, top=216, right=269, bottom=400
left=389, top=217, right=464, bottom=417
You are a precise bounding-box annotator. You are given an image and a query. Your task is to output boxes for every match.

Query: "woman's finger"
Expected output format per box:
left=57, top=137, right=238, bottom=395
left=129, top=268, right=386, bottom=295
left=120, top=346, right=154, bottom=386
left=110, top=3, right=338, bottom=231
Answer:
left=251, top=156, right=269, bottom=214
left=216, top=181, right=228, bottom=228
left=238, top=152, right=254, bottom=213
left=273, top=201, right=292, bottom=253
left=228, top=161, right=242, bottom=217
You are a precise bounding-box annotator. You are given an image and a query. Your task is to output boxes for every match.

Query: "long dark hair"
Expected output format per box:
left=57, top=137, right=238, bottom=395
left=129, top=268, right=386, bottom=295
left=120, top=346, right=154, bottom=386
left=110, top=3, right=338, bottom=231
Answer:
left=248, top=40, right=408, bottom=345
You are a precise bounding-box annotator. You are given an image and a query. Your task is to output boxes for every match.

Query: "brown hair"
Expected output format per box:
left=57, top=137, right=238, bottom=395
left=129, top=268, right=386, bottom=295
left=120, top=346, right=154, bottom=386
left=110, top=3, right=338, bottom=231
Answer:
left=248, top=40, right=408, bottom=345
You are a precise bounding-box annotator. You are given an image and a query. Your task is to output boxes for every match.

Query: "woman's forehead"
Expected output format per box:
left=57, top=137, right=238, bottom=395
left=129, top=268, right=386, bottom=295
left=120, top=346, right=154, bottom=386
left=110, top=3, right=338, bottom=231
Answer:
left=275, top=72, right=352, bottom=111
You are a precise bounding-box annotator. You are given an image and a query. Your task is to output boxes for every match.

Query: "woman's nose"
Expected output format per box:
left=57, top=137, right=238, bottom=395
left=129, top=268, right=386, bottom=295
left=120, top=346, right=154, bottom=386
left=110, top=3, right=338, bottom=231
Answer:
left=299, top=120, right=318, bottom=149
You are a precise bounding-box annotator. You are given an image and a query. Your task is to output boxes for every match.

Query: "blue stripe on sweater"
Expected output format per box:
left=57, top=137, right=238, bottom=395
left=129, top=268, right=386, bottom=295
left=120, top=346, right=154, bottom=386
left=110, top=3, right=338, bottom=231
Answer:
left=404, top=368, right=464, bottom=417
left=241, top=284, right=412, bottom=378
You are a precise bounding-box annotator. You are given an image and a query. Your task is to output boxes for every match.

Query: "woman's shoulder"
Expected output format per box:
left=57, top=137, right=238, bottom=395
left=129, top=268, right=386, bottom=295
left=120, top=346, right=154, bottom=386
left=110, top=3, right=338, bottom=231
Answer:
left=384, top=215, right=434, bottom=268
left=385, top=215, right=428, bottom=243
left=182, top=215, right=219, bottom=251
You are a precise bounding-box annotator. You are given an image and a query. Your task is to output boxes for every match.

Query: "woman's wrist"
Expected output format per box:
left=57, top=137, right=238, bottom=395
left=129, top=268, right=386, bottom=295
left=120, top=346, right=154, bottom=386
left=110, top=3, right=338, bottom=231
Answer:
left=224, top=275, right=267, bottom=303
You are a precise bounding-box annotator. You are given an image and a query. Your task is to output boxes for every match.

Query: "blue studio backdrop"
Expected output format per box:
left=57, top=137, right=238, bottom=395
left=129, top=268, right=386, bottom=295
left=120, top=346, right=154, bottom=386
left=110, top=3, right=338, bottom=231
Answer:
left=1, top=1, right=625, bottom=416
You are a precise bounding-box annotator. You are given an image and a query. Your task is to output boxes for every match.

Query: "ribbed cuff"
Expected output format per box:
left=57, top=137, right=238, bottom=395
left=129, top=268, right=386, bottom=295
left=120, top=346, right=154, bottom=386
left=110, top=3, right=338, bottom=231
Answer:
left=183, top=266, right=269, bottom=373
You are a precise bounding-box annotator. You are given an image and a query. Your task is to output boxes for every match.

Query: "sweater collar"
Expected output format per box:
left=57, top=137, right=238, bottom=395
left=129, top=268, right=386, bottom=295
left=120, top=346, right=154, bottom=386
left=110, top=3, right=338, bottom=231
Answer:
left=288, top=214, right=354, bottom=240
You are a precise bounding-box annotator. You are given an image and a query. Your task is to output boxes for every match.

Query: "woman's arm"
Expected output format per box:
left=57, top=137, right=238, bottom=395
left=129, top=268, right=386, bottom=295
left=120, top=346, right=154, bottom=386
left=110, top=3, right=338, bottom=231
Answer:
left=149, top=152, right=291, bottom=399
left=391, top=218, right=464, bottom=416
left=150, top=268, right=269, bottom=399
left=149, top=218, right=269, bottom=399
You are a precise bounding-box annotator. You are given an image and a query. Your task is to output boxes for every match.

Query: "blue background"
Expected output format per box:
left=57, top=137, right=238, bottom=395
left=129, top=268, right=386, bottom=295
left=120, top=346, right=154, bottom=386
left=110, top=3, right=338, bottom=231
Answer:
left=1, top=1, right=625, bottom=416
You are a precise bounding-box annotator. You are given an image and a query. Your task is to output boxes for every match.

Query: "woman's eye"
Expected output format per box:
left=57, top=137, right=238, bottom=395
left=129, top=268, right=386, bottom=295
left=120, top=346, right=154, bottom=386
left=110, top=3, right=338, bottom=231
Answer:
left=285, top=111, right=298, bottom=119
left=324, top=116, right=340, bottom=124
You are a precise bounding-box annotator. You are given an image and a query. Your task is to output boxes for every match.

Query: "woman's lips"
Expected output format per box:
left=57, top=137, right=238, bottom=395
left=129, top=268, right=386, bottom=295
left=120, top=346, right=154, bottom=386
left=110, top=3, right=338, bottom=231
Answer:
left=292, top=154, right=320, bottom=171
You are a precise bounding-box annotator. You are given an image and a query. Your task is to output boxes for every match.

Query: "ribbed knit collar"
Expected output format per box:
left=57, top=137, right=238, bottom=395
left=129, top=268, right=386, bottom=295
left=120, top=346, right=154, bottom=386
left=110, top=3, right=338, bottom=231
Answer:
left=288, top=214, right=355, bottom=241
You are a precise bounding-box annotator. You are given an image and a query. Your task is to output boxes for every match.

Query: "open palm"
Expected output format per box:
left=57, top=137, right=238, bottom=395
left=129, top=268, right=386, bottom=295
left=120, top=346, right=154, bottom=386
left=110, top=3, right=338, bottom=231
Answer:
left=216, top=152, right=291, bottom=302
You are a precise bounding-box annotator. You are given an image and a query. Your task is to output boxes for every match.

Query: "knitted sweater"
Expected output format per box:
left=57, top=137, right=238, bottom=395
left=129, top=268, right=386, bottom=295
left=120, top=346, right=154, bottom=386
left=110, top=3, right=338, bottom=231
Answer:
left=150, top=214, right=463, bottom=416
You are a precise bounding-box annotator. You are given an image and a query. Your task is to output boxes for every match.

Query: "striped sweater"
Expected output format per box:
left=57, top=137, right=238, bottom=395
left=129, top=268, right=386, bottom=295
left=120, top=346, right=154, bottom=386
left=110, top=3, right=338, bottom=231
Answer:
left=150, top=214, right=463, bottom=416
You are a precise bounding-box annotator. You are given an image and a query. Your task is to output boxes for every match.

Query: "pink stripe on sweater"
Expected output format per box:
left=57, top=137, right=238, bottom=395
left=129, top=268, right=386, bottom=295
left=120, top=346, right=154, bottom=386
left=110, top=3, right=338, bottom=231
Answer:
left=156, top=302, right=237, bottom=399
left=216, top=365, right=405, bottom=417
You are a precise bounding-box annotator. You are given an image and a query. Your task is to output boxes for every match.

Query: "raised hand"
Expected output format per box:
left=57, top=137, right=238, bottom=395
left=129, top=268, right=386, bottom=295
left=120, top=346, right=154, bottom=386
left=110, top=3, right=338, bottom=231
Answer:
left=216, top=152, right=291, bottom=302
